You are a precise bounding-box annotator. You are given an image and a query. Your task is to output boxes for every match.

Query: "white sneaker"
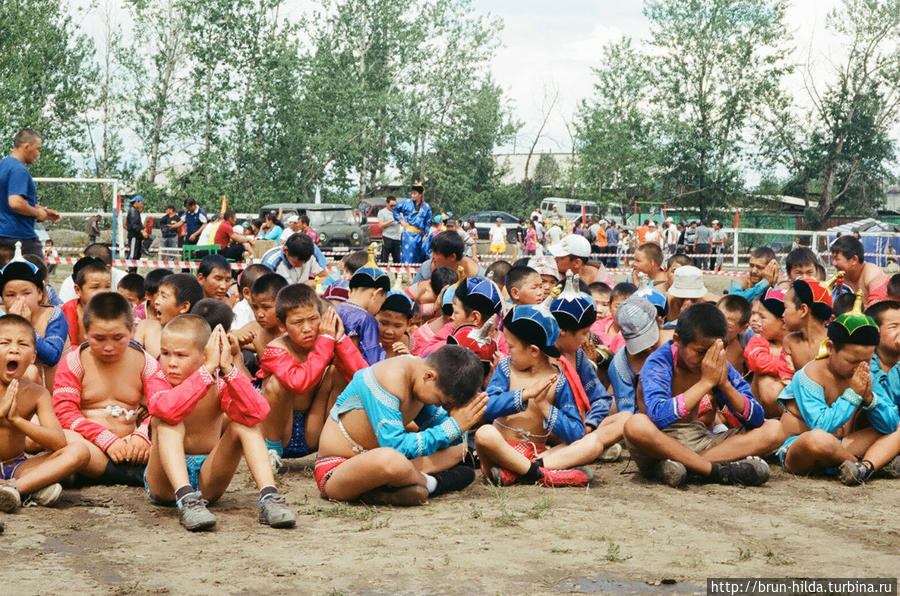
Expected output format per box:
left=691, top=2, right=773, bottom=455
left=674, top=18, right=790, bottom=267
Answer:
left=27, top=483, right=62, bottom=507
left=268, top=449, right=283, bottom=474
left=598, top=443, right=623, bottom=463
left=0, top=481, right=21, bottom=512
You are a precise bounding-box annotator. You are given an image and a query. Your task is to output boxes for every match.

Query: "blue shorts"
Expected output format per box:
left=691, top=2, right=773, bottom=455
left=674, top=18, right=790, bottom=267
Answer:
left=144, top=454, right=208, bottom=506
left=283, top=411, right=313, bottom=458
left=0, top=454, right=27, bottom=480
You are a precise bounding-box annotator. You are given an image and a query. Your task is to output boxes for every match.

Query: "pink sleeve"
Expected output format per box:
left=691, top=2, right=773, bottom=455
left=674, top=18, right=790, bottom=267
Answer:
left=220, top=366, right=270, bottom=426
left=743, top=335, right=781, bottom=376
left=52, top=351, right=120, bottom=451
left=334, top=336, right=367, bottom=381
left=259, top=336, right=336, bottom=394
left=132, top=417, right=151, bottom=445
left=147, top=366, right=216, bottom=425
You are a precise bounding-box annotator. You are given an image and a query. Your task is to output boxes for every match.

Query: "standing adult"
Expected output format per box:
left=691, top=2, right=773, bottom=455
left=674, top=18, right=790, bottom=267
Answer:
left=515, top=219, right=528, bottom=257
left=664, top=217, right=679, bottom=258
left=605, top=221, right=619, bottom=267
left=125, top=196, right=147, bottom=273
left=711, top=220, right=728, bottom=272
left=378, top=196, right=402, bottom=263
left=694, top=220, right=712, bottom=270
left=85, top=214, right=101, bottom=245
left=0, top=129, right=60, bottom=259
left=181, top=198, right=209, bottom=245
left=158, top=204, right=181, bottom=253
left=393, top=181, right=432, bottom=263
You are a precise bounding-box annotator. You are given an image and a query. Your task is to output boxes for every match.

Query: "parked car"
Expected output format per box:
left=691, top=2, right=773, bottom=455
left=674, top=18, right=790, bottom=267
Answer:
left=460, top=211, right=521, bottom=243
left=355, top=197, right=387, bottom=240
left=259, top=203, right=370, bottom=249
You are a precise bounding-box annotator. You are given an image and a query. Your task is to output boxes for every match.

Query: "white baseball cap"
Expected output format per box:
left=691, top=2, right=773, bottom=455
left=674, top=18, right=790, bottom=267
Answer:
left=666, top=217, right=674, bottom=223
left=667, top=266, right=708, bottom=299
left=527, top=256, right=561, bottom=280
left=285, top=214, right=300, bottom=224
left=548, top=234, right=592, bottom=258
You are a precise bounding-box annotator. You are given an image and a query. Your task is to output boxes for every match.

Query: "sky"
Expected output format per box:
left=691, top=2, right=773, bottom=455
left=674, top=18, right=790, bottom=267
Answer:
left=69, top=0, right=897, bottom=181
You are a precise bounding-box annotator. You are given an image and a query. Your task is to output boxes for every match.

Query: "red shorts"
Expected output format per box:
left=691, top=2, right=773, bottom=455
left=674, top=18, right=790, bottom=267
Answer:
left=314, top=456, right=347, bottom=496
left=506, top=440, right=547, bottom=461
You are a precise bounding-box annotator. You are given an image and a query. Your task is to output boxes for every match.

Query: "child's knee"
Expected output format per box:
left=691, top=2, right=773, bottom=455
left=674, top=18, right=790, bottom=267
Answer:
left=66, top=442, right=92, bottom=467
left=474, top=424, right=501, bottom=448
left=803, top=429, right=838, bottom=455
left=760, top=419, right=786, bottom=447
left=371, top=448, right=414, bottom=481
left=623, top=413, right=656, bottom=443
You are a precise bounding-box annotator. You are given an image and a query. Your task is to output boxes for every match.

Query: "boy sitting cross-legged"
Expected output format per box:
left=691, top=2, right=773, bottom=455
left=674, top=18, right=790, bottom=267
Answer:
left=145, top=317, right=295, bottom=531
left=777, top=293, right=900, bottom=485
left=0, top=315, right=90, bottom=517
left=60, top=257, right=111, bottom=347
left=534, top=273, right=630, bottom=469
left=234, top=273, right=288, bottom=374
left=623, top=303, right=784, bottom=487
left=336, top=248, right=390, bottom=365
left=782, top=278, right=833, bottom=371
left=376, top=291, right=415, bottom=359
left=474, top=303, right=593, bottom=488
left=260, top=284, right=367, bottom=472
left=315, top=345, right=487, bottom=505
left=53, top=293, right=165, bottom=486
left=744, top=289, right=794, bottom=417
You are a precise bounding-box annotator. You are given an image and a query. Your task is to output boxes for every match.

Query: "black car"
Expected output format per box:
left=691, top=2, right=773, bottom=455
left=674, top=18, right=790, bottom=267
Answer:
left=459, top=211, right=521, bottom=242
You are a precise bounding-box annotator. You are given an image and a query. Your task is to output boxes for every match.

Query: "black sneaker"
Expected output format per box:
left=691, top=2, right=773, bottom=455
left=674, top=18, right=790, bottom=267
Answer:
left=713, top=457, right=770, bottom=486
left=430, top=465, right=476, bottom=497
left=838, top=460, right=873, bottom=486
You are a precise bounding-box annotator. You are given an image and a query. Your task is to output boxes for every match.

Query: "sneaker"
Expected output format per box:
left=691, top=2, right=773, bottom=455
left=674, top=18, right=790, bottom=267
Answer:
left=487, top=466, right=519, bottom=487
left=359, top=484, right=428, bottom=507
left=714, top=457, right=770, bottom=486
left=27, top=483, right=62, bottom=507
left=177, top=491, right=217, bottom=531
left=268, top=449, right=283, bottom=474
left=430, top=465, right=476, bottom=497
left=838, top=460, right=873, bottom=486
left=258, top=494, right=296, bottom=528
left=539, top=466, right=593, bottom=487
left=598, top=443, right=623, bottom=463
left=656, top=459, right=687, bottom=487
left=0, top=481, right=21, bottom=512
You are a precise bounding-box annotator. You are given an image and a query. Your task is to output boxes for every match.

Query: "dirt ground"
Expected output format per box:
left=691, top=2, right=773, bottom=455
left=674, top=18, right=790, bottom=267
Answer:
left=2, top=454, right=899, bottom=595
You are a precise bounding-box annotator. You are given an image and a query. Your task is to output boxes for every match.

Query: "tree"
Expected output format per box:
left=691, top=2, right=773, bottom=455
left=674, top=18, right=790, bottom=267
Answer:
left=533, top=153, right=561, bottom=189
left=0, top=0, right=97, bottom=208
left=644, top=0, right=791, bottom=220
left=574, top=38, right=660, bottom=219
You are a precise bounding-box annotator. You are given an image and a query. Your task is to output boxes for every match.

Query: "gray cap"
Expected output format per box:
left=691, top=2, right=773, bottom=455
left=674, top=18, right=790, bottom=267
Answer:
left=615, top=295, right=659, bottom=355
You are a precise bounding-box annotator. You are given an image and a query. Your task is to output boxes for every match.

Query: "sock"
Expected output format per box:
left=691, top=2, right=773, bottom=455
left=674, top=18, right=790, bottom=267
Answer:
left=521, top=462, right=542, bottom=483
left=258, top=485, right=278, bottom=503
left=534, top=457, right=545, bottom=468
left=709, top=462, right=726, bottom=481
left=422, top=474, right=438, bottom=495
left=265, top=439, right=283, bottom=457
left=174, top=485, right=193, bottom=505
left=101, top=461, right=145, bottom=487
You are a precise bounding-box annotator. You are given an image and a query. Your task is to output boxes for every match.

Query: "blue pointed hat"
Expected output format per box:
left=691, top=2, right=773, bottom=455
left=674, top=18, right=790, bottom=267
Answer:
left=380, top=291, right=415, bottom=318
left=634, top=285, right=668, bottom=318
left=0, top=241, right=43, bottom=293
left=350, top=245, right=390, bottom=292
left=455, top=275, right=502, bottom=319
left=503, top=304, right=560, bottom=358
left=550, top=271, right=596, bottom=331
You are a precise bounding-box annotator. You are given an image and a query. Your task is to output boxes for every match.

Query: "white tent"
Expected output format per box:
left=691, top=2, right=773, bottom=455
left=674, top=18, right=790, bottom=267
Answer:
left=827, top=218, right=900, bottom=265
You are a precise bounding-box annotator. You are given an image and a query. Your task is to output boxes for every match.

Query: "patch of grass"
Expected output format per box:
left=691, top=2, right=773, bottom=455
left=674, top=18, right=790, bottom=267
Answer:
left=485, top=482, right=520, bottom=528
left=550, top=547, right=573, bottom=554
left=357, top=516, right=391, bottom=532
left=721, top=547, right=753, bottom=564
left=307, top=503, right=379, bottom=521
left=324, top=590, right=346, bottom=596
left=469, top=505, right=482, bottom=519
left=525, top=495, right=552, bottom=519
left=764, top=547, right=795, bottom=566
left=605, top=542, right=626, bottom=562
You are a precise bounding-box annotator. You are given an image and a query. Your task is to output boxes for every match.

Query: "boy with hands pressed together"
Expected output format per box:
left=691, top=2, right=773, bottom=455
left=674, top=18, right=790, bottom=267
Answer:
left=146, top=317, right=295, bottom=531
left=624, top=303, right=783, bottom=488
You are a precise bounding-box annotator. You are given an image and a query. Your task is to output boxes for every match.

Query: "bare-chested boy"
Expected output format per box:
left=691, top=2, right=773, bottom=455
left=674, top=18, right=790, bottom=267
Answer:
left=259, top=284, right=367, bottom=472
left=782, top=278, right=832, bottom=371
left=474, top=304, right=593, bottom=487
left=145, top=318, right=295, bottom=531
left=53, top=292, right=167, bottom=485
left=0, top=315, right=89, bottom=518
left=830, top=235, right=890, bottom=307
left=623, top=303, right=784, bottom=487
left=778, top=295, right=900, bottom=484
left=234, top=273, right=287, bottom=370
left=135, top=273, right=204, bottom=358
left=316, top=345, right=485, bottom=505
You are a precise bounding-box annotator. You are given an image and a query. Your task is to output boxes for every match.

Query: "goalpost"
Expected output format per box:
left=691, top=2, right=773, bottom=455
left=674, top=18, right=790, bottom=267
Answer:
left=33, top=177, right=123, bottom=255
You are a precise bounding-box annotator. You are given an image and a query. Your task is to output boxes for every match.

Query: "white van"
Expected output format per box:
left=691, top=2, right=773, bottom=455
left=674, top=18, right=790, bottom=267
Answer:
left=540, top=197, right=600, bottom=222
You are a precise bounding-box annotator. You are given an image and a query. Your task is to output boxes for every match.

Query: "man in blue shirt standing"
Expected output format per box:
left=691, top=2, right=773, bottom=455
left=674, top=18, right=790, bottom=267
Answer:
left=0, top=129, right=60, bottom=259
left=605, top=221, right=619, bottom=267
left=181, top=197, right=209, bottom=244
left=393, top=180, right=432, bottom=263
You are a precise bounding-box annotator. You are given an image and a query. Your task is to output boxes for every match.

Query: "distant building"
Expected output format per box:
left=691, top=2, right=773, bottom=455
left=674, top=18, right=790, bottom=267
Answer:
left=493, top=153, right=574, bottom=185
